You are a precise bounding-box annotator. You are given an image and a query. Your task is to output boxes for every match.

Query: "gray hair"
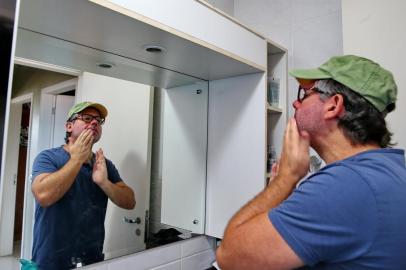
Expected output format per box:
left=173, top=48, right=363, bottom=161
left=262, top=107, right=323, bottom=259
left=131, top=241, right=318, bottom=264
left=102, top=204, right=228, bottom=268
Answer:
left=314, top=79, right=394, bottom=147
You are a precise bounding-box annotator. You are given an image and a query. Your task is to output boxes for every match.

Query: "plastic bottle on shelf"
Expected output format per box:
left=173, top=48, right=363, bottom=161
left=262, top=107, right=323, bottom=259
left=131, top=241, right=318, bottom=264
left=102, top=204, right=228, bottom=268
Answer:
left=267, top=146, right=277, bottom=172
left=267, top=77, right=280, bottom=107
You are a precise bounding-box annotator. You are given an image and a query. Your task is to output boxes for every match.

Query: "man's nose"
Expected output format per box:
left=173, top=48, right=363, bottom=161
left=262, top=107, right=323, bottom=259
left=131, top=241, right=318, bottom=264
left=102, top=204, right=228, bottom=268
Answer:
left=90, top=118, right=99, bottom=126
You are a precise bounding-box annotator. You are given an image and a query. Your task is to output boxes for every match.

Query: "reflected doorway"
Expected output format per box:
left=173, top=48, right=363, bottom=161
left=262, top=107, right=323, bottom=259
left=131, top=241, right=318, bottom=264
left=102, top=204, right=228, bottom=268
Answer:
left=13, top=102, right=30, bottom=259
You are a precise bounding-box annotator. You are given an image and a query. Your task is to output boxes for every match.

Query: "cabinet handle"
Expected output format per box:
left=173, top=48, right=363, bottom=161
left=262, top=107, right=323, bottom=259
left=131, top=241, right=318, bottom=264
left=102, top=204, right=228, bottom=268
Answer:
left=123, top=216, right=141, bottom=224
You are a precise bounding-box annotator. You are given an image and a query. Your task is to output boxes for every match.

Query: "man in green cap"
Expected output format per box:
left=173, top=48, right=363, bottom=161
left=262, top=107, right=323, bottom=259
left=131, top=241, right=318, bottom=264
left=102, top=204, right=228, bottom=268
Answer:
left=217, top=55, right=406, bottom=269
left=31, top=101, right=136, bottom=270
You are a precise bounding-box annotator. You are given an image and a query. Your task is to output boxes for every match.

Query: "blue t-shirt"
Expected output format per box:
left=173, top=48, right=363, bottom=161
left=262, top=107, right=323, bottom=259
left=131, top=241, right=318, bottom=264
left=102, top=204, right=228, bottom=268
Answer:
left=269, top=148, right=406, bottom=269
left=31, top=146, right=122, bottom=270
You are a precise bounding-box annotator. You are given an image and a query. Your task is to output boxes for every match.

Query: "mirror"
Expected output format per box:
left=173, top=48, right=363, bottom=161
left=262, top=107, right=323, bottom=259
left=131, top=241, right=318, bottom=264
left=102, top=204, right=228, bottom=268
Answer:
left=0, top=2, right=209, bottom=269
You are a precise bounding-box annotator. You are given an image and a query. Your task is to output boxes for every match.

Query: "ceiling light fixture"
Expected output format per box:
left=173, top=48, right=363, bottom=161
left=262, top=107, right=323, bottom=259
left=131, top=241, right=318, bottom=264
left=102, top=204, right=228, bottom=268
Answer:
left=97, top=62, right=114, bottom=69
left=143, top=45, right=166, bottom=53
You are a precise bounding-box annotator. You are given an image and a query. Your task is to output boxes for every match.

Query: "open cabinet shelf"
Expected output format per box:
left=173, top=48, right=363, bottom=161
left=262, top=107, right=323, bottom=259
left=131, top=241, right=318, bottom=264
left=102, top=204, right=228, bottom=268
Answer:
left=266, top=40, right=288, bottom=185
left=267, top=104, right=283, bottom=113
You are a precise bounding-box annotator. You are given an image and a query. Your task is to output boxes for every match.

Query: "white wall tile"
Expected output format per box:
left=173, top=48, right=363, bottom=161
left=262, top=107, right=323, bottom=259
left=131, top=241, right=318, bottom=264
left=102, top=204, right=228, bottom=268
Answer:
left=107, top=243, right=181, bottom=270
left=342, top=0, right=406, bottom=149
left=83, top=261, right=109, bottom=270
left=82, top=237, right=217, bottom=270
left=181, top=236, right=215, bottom=257
left=234, top=0, right=343, bottom=118
left=181, top=249, right=216, bottom=270
left=234, top=0, right=293, bottom=48
left=150, top=260, right=181, bottom=270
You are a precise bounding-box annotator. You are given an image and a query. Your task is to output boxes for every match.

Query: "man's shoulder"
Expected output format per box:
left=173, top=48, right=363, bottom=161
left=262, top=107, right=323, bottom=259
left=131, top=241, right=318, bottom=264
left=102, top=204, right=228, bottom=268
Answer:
left=312, top=148, right=404, bottom=179
left=39, top=145, right=65, bottom=154
left=35, top=146, right=67, bottom=163
left=342, top=148, right=405, bottom=165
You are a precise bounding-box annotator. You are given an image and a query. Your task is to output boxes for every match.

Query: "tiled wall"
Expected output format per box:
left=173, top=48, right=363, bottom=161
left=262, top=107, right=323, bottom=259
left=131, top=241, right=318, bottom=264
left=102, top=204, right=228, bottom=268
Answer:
left=233, top=0, right=343, bottom=118
left=83, top=236, right=216, bottom=270
left=233, top=0, right=342, bottom=161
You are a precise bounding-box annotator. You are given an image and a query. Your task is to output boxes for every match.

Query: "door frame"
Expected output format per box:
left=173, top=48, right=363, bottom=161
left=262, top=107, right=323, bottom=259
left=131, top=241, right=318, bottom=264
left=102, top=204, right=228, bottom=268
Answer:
left=37, top=77, right=78, bottom=151
left=0, top=93, right=33, bottom=256
left=8, top=57, right=80, bottom=259
left=20, top=77, right=78, bottom=259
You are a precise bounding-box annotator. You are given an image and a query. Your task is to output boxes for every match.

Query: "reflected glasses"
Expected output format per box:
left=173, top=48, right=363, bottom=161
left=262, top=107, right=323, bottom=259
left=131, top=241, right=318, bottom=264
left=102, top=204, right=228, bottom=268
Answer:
left=73, top=114, right=105, bottom=125
left=297, top=85, right=326, bottom=103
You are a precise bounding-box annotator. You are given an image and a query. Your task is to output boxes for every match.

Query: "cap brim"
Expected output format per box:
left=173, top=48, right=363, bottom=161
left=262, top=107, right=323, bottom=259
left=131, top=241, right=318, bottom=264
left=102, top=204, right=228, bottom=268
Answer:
left=289, top=68, right=332, bottom=80
left=88, top=103, right=108, bottom=118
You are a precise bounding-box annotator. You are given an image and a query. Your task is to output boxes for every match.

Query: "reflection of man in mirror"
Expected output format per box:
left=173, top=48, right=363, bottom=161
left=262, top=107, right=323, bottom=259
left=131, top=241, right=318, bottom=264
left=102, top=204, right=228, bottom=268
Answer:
left=31, top=101, right=136, bottom=270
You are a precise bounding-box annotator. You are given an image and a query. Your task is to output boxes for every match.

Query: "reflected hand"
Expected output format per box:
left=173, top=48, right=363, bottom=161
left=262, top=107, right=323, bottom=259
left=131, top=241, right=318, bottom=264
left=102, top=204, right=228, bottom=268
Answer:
left=67, top=129, right=93, bottom=164
left=269, top=161, right=279, bottom=182
left=92, top=148, right=108, bottom=186
left=277, top=118, right=310, bottom=188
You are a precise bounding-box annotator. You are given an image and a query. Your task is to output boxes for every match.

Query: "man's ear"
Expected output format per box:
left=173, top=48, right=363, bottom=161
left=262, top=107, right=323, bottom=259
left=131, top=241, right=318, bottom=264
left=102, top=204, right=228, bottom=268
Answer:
left=65, top=121, right=73, bottom=132
left=324, top=94, right=345, bottom=120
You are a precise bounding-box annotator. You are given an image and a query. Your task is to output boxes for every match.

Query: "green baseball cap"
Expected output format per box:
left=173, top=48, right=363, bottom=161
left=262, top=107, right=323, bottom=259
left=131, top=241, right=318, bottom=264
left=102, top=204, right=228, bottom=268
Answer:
left=289, top=55, right=397, bottom=112
left=67, top=101, right=108, bottom=120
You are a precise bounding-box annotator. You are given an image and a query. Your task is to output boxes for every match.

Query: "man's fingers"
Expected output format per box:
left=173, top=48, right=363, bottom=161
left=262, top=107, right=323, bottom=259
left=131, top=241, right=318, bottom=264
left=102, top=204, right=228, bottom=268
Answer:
left=75, top=129, right=91, bottom=145
left=289, top=118, right=301, bottom=141
left=82, top=130, right=94, bottom=146
left=75, top=129, right=87, bottom=144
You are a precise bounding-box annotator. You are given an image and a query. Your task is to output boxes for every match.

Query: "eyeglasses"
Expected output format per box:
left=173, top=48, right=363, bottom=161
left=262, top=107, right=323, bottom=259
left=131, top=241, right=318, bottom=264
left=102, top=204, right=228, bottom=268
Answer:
left=297, top=85, right=326, bottom=103
left=74, top=114, right=105, bottom=125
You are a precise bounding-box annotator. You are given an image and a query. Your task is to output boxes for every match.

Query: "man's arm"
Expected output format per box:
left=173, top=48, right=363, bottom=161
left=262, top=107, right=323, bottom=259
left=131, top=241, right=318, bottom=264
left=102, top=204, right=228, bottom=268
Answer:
left=93, top=149, right=136, bottom=209
left=98, top=180, right=136, bottom=210
left=32, top=130, right=94, bottom=207
left=217, top=119, right=310, bottom=270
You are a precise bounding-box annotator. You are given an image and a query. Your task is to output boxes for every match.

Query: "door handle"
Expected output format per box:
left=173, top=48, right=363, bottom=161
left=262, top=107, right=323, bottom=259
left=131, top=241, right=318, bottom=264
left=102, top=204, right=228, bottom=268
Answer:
left=123, top=216, right=141, bottom=224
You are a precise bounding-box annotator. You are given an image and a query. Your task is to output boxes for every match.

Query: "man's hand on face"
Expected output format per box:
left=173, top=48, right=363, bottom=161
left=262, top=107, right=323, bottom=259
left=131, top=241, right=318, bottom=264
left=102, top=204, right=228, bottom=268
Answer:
left=276, top=118, right=310, bottom=188
left=92, top=148, right=108, bottom=186
left=68, top=129, right=94, bottom=164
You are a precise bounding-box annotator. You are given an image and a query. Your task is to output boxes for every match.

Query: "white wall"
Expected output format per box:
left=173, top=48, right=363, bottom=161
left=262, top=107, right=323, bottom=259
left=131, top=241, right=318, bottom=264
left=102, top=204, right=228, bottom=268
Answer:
left=342, top=0, right=406, bottom=149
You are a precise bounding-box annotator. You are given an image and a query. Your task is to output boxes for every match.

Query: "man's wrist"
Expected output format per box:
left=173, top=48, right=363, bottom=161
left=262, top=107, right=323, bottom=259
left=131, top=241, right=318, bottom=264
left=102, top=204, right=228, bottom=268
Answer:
left=68, top=156, right=83, bottom=167
left=271, top=173, right=299, bottom=194
left=97, top=178, right=111, bottom=189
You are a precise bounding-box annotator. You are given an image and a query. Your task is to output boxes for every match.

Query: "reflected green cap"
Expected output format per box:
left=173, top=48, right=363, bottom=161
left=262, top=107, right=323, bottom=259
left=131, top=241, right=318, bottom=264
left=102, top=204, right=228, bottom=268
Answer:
left=289, top=55, right=397, bottom=112
left=67, top=101, right=108, bottom=119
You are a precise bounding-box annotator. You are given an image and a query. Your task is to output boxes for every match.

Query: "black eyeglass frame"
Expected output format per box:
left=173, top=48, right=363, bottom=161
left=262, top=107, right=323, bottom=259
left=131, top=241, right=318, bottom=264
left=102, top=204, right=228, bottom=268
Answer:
left=297, top=85, right=327, bottom=103
left=70, top=113, right=105, bottom=125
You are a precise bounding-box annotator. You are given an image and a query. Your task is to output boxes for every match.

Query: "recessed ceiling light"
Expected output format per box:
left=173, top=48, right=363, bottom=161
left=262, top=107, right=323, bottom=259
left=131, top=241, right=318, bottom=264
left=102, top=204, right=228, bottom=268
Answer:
left=97, top=62, right=114, bottom=69
left=144, top=45, right=166, bottom=53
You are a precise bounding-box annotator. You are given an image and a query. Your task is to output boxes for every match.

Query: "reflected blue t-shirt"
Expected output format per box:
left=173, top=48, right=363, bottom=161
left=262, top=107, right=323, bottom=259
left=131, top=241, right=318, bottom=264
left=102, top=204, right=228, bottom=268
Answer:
left=31, top=146, right=122, bottom=270
left=269, top=148, right=406, bottom=269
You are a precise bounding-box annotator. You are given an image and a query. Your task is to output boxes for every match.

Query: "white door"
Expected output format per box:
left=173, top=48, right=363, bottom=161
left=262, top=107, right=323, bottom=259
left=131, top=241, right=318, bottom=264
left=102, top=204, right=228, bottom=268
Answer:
left=52, top=95, right=75, bottom=148
left=76, top=72, right=152, bottom=259
left=0, top=103, right=23, bottom=256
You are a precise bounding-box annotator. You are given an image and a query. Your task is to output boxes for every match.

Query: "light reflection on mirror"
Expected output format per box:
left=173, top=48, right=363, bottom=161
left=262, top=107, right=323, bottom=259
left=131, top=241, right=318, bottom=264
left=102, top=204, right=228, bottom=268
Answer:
left=1, top=27, right=208, bottom=269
